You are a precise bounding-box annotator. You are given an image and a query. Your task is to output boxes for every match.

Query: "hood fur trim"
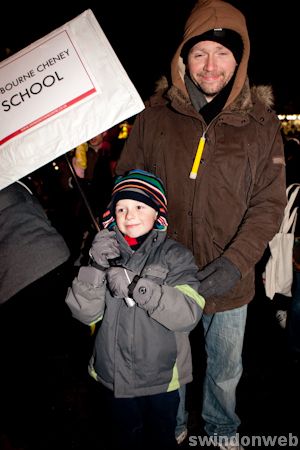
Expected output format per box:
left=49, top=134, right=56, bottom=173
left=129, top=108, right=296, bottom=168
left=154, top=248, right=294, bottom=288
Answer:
left=154, top=76, right=169, bottom=94
left=251, top=85, right=274, bottom=109
left=153, top=76, right=275, bottom=114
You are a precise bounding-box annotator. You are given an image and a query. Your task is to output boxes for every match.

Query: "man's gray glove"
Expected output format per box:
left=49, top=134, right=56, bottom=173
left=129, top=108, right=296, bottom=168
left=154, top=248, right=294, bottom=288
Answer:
left=197, top=256, right=241, bottom=298
left=89, top=229, right=120, bottom=269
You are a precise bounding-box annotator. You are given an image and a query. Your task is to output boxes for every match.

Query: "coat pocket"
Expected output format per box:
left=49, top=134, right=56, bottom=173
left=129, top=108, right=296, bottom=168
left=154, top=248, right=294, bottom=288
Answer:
left=141, top=265, right=169, bottom=283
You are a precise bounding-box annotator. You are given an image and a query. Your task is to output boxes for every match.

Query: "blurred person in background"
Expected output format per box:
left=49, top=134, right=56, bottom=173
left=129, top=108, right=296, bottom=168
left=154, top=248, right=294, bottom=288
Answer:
left=0, top=180, right=71, bottom=449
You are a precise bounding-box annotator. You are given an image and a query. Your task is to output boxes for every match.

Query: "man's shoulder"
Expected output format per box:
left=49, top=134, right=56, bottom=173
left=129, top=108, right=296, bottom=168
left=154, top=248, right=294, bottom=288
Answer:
left=145, top=94, right=168, bottom=109
left=250, top=85, right=280, bottom=123
left=251, top=85, right=274, bottom=109
left=234, top=82, right=279, bottom=124
left=143, top=76, right=174, bottom=109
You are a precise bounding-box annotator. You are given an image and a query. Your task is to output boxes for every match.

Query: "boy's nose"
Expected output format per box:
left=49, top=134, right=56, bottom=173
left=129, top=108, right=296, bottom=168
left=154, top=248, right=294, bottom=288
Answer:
left=126, top=209, right=135, bottom=219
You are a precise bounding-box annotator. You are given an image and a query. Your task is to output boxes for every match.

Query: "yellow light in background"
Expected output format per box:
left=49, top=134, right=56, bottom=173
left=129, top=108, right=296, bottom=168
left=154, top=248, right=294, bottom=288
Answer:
left=278, top=114, right=300, bottom=137
left=118, top=122, right=132, bottom=139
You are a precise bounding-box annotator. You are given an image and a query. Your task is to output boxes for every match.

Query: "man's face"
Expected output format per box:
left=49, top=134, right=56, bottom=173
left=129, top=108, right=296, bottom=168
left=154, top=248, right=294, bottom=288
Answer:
left=187, top=40, right=237, bottom=102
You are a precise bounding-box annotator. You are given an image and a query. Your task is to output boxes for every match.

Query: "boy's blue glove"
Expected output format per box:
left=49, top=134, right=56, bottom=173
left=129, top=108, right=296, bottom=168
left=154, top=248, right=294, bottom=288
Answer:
left=89, top=229, right=120, bottom=269
left=197, top=256, right=241, bottom=298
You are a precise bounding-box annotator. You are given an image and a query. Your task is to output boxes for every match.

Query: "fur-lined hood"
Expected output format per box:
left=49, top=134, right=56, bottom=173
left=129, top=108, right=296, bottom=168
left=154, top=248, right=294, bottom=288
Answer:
left=153, top=75, right=275, bottom=115
left=170, top=0, right=250, bottom=109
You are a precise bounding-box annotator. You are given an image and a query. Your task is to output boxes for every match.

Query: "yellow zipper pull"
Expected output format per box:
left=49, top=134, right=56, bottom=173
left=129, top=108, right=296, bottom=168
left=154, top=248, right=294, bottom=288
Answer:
left=189, top=134, right=206, bottom=180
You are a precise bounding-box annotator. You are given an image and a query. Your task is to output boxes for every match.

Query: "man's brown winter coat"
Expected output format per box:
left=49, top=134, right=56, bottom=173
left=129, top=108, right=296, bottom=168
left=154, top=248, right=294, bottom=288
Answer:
left=116, top=0, right=286, bottom=313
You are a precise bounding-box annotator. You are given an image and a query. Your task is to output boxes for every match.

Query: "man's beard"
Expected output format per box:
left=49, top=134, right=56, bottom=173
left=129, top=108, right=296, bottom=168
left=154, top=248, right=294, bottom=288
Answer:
left=192, top=71, right=231, bottom=99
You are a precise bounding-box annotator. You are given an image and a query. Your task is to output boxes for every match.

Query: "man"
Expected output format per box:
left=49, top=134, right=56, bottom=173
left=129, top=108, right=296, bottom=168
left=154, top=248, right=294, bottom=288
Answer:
left=116, top=0, right=286, bottom=449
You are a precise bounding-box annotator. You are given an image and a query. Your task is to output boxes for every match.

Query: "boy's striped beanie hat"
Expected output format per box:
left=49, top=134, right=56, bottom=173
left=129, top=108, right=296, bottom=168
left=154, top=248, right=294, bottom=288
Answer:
left=102, top=169, right=168, bottom=231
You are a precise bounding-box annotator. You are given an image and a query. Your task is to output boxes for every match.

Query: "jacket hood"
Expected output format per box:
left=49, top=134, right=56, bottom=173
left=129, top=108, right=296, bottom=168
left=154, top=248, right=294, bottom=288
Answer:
left=171, top=0, right=250, bottom=108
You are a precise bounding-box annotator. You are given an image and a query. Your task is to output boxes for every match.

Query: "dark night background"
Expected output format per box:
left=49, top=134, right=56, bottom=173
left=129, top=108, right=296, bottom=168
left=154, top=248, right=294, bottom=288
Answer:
left=1, top=1, right=299, bottom=113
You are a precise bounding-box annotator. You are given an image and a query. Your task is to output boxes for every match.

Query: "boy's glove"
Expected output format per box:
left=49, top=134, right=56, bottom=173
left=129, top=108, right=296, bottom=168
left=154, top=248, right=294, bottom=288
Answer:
left=130, top=277, right=162, bottom=312
left=89, top=229, right=120, bottom=269
left=107, top=267, right=136, bottom=298
left=197, top=256, right=241, bottom=298
left=107, top=268, right=162, bottom=312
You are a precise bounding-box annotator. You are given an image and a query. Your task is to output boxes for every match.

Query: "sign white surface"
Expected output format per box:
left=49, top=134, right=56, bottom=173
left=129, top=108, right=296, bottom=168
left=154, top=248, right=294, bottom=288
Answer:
left=0, top=9, right=144, bottom=190
left=1, top=32, right=97, bottom=143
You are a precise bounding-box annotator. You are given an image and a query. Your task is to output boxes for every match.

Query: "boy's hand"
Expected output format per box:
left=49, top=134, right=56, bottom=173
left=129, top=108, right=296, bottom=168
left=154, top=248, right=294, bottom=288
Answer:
left=107, top=267, right=137, bottom=298
left=89, top=229, right=120, bottom=269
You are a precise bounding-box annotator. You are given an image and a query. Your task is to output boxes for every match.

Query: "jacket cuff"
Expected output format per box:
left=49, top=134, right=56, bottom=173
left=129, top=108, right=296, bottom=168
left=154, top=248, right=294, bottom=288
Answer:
left=78, top=266, right=106, bottom=286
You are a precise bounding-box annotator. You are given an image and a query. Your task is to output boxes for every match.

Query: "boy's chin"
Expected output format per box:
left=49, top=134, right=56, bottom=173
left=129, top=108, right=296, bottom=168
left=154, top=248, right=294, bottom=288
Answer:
left=126, top=231, right=142, bottom=238
left=125, top=227, right=152, bottom=239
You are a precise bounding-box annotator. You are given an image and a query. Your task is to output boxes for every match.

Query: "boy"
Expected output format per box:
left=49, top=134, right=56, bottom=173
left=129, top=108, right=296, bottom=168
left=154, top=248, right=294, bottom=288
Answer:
left=65, top=169, right=205, bottom=449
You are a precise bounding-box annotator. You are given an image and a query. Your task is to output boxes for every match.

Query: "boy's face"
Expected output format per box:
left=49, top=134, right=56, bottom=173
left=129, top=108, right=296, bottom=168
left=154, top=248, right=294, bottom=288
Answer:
left=115, top=199, right=158, bottom=238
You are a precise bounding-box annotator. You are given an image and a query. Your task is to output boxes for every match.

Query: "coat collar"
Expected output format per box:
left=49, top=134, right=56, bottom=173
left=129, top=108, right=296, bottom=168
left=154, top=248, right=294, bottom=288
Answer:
left=150, top=76, right=275, bottom=127
left=114, top=227, right=167, bottom=260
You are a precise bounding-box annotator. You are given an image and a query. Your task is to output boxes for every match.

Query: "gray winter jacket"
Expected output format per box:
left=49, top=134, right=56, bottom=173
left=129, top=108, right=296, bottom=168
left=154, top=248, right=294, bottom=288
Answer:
left=0, top=182, right=70, bottom=304
left=66, top=227, right=204, bottom=398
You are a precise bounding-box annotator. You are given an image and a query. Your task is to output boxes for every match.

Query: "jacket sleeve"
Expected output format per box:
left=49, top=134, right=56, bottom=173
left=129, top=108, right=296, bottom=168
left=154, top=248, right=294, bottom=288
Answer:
left=224, top=122, right=287, bottom=277
left=132, top=243, right=205, bottom=332
left=65, top=266, right=107, bottom=326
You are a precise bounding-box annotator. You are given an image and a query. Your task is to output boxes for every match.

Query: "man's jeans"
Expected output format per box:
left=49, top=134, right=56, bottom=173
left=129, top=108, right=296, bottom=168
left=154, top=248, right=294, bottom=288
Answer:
left=175, top=385, right=188, bottom=439
left=176, top=305, right=247, bottom=438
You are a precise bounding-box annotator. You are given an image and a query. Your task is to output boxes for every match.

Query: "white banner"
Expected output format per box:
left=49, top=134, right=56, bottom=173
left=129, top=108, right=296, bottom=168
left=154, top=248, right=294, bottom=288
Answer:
left=0, top=9, right=144, bottom=190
